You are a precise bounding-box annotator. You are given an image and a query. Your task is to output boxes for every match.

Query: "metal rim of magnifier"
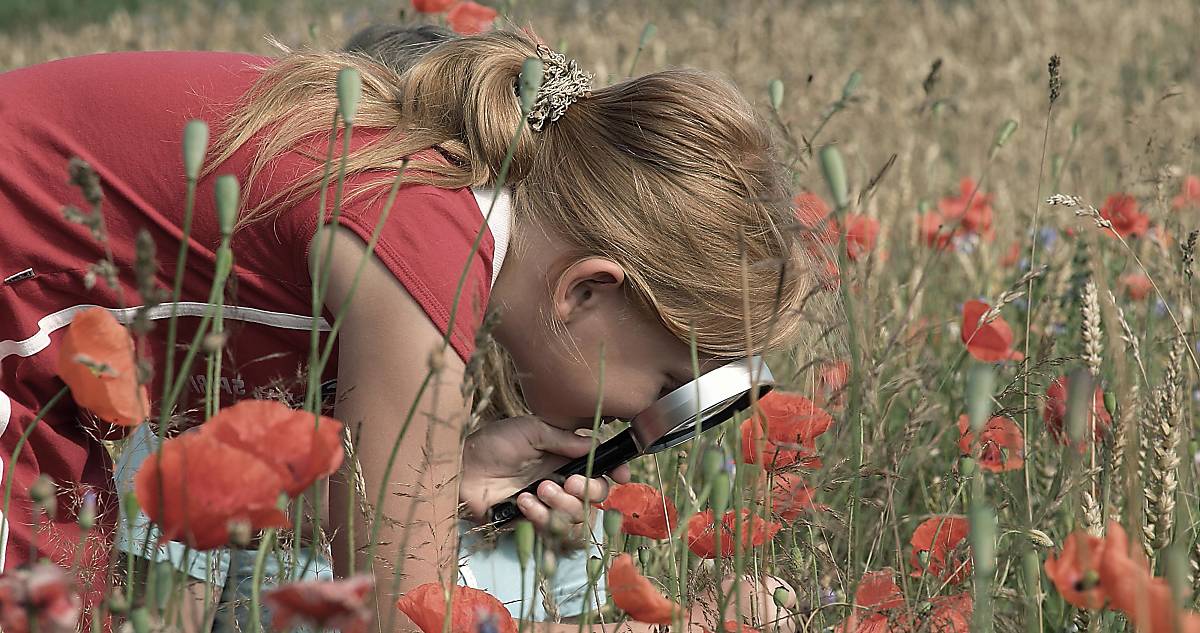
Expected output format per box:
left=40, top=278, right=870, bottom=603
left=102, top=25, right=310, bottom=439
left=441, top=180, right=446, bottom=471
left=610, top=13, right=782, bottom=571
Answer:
left=631, top=356, right=775, bottom=454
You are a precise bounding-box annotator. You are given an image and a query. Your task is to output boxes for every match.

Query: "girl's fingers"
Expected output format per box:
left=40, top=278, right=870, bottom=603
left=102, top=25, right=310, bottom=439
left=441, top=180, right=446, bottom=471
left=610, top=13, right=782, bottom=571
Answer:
left=536, top=480, right=587, bottom=524
left=515, top=492, right=551, bottom=527
left=609, top=464, right=632, bottom=484
left=562, top=474, right=610, bottom=503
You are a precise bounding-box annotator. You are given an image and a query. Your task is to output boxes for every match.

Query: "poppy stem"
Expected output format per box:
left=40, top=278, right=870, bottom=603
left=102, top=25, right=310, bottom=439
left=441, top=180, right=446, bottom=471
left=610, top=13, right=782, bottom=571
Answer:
left=249, top=527, right=276, bottom=633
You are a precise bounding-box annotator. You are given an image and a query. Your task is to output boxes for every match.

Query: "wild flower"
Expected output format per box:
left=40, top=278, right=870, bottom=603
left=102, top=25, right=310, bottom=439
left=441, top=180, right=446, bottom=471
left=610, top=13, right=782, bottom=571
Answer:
left=395, top=583, right=517, bottom=633
left=55, top=307, right=149, bottom=426
left=594, top=482, right=678, bottom=539
left=956, top=415, right=1024, bottom=472
left=1098, top=193, right=1149, bottom=238
left=606, top=554, right=681, bottom=625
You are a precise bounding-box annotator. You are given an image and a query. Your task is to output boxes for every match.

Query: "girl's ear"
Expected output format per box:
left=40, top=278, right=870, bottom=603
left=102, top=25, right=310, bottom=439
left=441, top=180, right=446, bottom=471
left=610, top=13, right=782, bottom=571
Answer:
left=552, top=257, right=626, bottom=322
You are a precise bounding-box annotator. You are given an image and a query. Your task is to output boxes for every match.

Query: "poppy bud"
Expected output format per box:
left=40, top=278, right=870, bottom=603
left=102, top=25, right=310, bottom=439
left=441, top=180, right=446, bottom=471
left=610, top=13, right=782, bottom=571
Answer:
left=540, top=548, right=558, bottom=578
left=337, top=68, right=362, bottom=126
left=30, top=475, right=56, bottom=517
left=710, top=472, right=731, bottom=516
left=958, top=456, right=977, bottom=478
left=638, top=23, right=657, bottom=49
left=701, top=448, right=724, bottom=480
left=773, top=586, right=795, bottom=609
left=214, top=175, right=239, bottom=239
left=514, top=520, right=534, bottom=571
left=917, top=549, right=931, bottom=569
left=637, top=546, right=651, bottom=567
left=182, top=119, right=209, bottom=181
left=841, top=70, right=862, bottom=101
left=768, top=79, right=784, bottom=111
left=1103, top=391, right=1117, bottom=418
left=586, top=556, right=603, bottom=582
left=988, top=119, right=1019, bottom=160
left=79, top=492, right=97, bottom=531
left=123, top=490, right=140, bottom=524
left=518, top=58, right=544, bottom=115
left=819, top=146, right=849, bottom=210
left=603, top=509, right=623, bottom=541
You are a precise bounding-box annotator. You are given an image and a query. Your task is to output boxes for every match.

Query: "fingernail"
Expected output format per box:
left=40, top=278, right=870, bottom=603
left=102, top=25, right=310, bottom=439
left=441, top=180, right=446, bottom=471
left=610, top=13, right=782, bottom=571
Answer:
left=517, top=493, right=534, bottom=508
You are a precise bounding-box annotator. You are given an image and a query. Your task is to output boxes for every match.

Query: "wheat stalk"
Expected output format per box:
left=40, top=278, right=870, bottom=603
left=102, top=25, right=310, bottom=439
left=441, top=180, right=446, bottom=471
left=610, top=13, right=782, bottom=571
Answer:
left=1080, top=279, right=1103, bottom=377
left=1143, top=337, right=1184, bottom=554
left=1081, top=491, right=1103, bottom=537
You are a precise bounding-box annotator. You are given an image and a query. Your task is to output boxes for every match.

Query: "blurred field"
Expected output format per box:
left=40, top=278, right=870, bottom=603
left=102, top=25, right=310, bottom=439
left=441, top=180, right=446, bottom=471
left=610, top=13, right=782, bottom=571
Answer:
left=6, top=1, right=1200, bottom=631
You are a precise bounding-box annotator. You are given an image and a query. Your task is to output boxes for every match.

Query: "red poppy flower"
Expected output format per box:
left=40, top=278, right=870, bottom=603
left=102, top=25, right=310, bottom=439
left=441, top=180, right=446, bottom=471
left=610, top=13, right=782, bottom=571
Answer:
left=0, top=563, right=81, bottom=633
left=396, top=583, right=516, bottom=633
left=960, top=300, right=1024, bottom=363
left=1000, top=242, right=1022, bottom=269
left=724, top=509, right=783, bottom=549
left=1173, top=175, right=1200, bottom=212
left=1099, top=194, right=1149, bottom=238
left=841, top=214, right=879, bottom=261
left=740, top=392, right=832, bottom=471
left=265, top=576, right=374, bottom=633
left=1043, top=530, right=1109, bottom=610
left=134, top=432, right=290, bottom=550
left=854, top=569, right=905, bottom=611
left=446, top=1, right=497, bottom=35
left=1119, top=273, right=1153, bottom=301
left=606, top=554, right=681, bottom=625
left=203, top=399, right=344, bottom=497
left=1043, top=375, right=1112, bottom=450
left=909, top=516, right=971, bottom=584
left=897, top=592, right=972, bottom=633
left=837, top=576, right=972, bottom=633
left=956, top=415, right=1024, bottom=472
left=795, top=193, right=839, bottom=245
left=686, top=510, right=727, bottom=559
left=595, top=482, right=677, bottom=539
left=55, top=307, right=149, bottom=426
left=687, top=510, right=781, bottom=559
left=938, top=178, right=995, bottom=238
left=1092, top=523, right=1200, bottom=633
left=769, top=471, right=826, bottom=521
left=411, top=0, right=457, bottom=12
left=919, top=211, right=953, bottom=250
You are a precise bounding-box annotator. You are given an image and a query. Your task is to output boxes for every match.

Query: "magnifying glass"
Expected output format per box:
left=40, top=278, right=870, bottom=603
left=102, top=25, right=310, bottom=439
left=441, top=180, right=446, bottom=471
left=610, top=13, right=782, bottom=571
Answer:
left=486, top=356, right=774, bottom=525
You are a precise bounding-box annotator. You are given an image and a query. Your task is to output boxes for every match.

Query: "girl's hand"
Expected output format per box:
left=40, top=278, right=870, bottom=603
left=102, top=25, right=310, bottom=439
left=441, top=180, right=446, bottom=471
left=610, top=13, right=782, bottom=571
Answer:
left=459, top=415, right=631, bottom=532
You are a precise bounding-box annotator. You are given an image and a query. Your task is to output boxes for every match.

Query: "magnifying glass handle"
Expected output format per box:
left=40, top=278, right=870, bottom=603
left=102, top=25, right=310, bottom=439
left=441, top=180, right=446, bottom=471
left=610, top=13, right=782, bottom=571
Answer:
left=486, top=427, right=642, bottom=525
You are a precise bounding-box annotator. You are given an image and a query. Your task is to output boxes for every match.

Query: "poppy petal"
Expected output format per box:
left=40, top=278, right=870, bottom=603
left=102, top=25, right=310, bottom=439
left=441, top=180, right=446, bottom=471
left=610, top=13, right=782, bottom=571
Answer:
left=55, top=307, right=149, bottom=426
left=396, top=583, right=516, bottom=633
left=607, top=554, right=681, bottom=625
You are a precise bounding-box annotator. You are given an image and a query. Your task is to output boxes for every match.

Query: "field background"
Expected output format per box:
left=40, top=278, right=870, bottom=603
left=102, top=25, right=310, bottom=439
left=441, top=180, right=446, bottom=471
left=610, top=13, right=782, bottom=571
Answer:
left=5, top=1, right=1200, bottom=631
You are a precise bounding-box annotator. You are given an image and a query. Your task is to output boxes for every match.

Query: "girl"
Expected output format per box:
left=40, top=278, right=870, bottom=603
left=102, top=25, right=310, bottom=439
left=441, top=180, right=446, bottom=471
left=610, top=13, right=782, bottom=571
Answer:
left=0, top=26, right=814, bottom=632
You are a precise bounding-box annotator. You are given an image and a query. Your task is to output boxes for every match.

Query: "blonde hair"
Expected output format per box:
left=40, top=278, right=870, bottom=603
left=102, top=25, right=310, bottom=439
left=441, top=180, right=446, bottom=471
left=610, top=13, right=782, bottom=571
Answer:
left=209, top=30, right=821, bottom=413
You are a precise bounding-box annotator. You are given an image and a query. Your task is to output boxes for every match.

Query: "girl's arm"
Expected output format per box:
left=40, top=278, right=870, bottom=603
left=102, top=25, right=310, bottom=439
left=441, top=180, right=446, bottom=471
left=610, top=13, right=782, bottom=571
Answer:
left=319, top=226, right=469, bottom=615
